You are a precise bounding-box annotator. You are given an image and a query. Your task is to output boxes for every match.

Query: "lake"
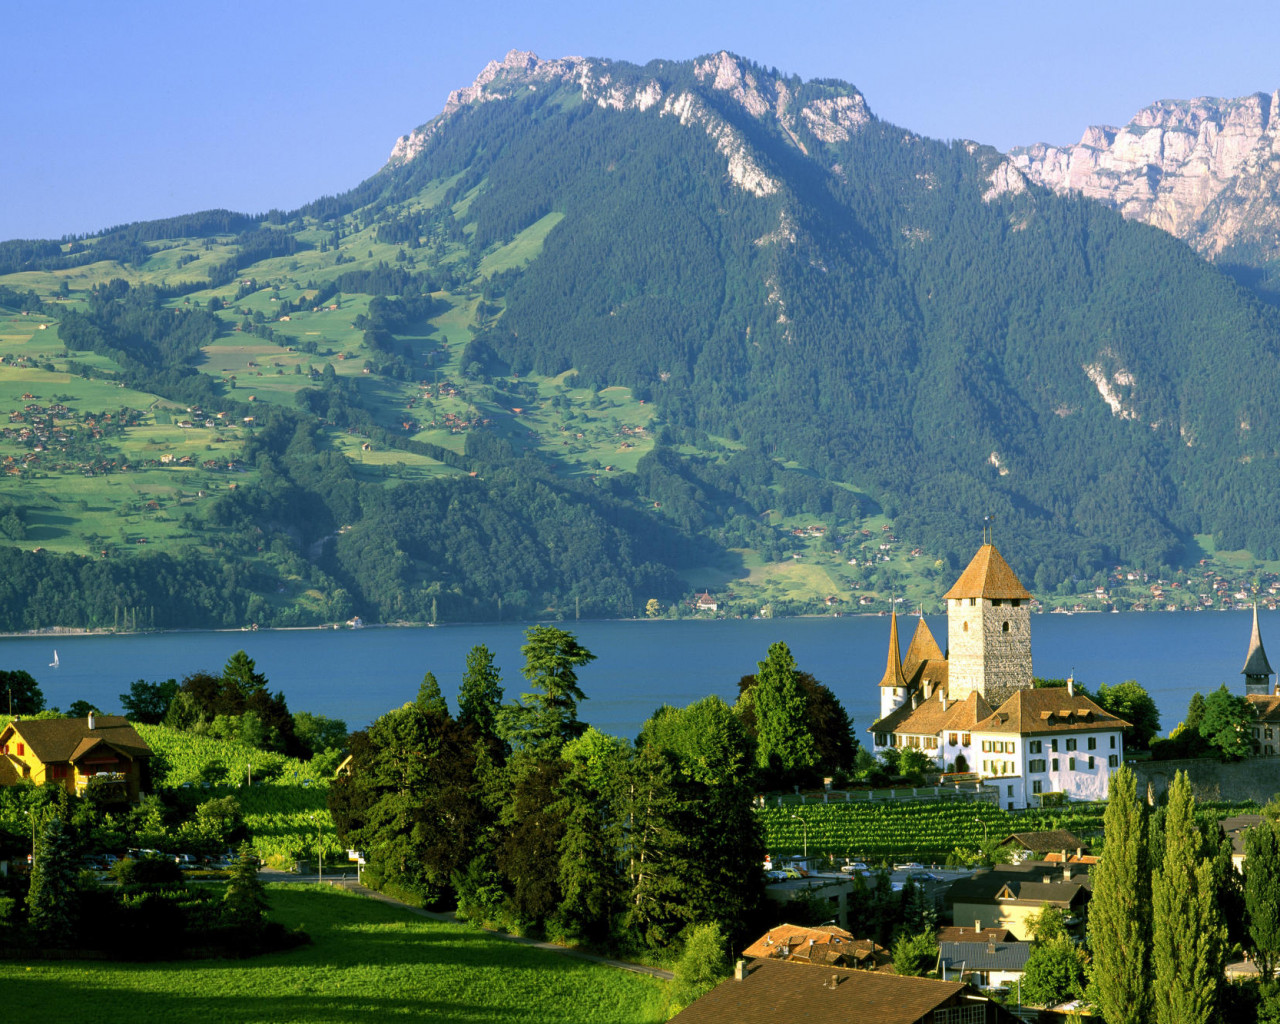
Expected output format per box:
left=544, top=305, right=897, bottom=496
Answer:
left=0, top=610, right=1271, bottom=740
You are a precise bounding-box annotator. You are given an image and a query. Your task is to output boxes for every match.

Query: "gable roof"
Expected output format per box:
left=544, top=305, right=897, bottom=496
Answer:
left=1246, top=694, right=1280, bottom=723
left=870, top=688, right=994, bottom=737
left=973, top=688, right=1130, bottom=735
left=947, top=863, right=1092, bottom=909
left=878, top=610, right=908, bottom=689
left=943, top=545, right=1032, bottom=602
left=1001, top=830, right=1089, bottom=854
left=937, top=926, right=1016, bottom=944
left=741, top=924, right=891, bottom=970
left=669, top=958, right=980, bottom=1024
left=938, top=940, right=1033, bottom=973
left=2, top=716, right=151, bottom=763
left=1244, top=604, right=1275, bottom=679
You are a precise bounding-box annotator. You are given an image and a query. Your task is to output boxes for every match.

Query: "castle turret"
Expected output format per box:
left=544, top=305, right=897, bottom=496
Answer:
left=878, top=609, right=909, bottom=719
left=943, top=544, right=1033, bottom=707
left=1243, top=603, right=1274, bottom=696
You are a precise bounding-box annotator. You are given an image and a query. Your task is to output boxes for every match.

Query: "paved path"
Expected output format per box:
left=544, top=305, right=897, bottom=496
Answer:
left=289, top=873, right=674, bottom=981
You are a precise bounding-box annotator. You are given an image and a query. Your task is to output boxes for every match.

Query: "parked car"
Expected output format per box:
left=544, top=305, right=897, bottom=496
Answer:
left=906, top=870, right=944, bottom=884
left=840, top=861, right=869, bottom=873
left=893, top=861, right=924, bottom=872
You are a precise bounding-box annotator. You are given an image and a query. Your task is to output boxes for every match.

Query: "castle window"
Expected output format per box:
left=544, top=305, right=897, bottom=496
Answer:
left=1029, top=740, right=1042, bottom=754
left=1109, top=755, right=1119, bottom=768
left=1068, top=757, right=1076, bottom=771
left=992, top=599, right=1003, bottom=607
left=1050, top=739, right=1059, bottom=752
left=963, top=622, right=969, bottom=632
left=1088, top=756, right=1095, bottom=769
left=1032, top=780, right=1043, bottom=794
left=1011, top=599, right=1021, bottom=608
left=1110, top=736, right=1116, bottom=748
left=1087, top=737, right=1097, bottom=750
left=948, top=733, right=958, bottom=746
left=1052, top=758, right=1059, bottom=771
left=1029, top=759, right=1046, bottom=773
left=962, top=733, right=971, bottom=746
left=968, top=598, right=976, bottom=607
left=1066, top=738, right=1077, bottom=752
left=1002, top=621, right=1009, bottom=633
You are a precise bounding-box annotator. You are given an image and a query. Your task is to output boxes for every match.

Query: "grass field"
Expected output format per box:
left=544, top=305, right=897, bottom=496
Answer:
left=0, top=886, right=669, bottom=1024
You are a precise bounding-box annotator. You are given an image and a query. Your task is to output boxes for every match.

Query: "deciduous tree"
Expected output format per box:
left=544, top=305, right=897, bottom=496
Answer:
left=1246, top=819, right=1280, bottom=980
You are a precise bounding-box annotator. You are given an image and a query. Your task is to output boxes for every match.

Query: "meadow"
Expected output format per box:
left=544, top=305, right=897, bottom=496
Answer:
left=0, top=885, right=670, bottom=1024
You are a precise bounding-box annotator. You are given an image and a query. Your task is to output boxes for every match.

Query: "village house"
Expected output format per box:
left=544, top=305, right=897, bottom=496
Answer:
left=1240, top=604, right=1280, bottom=756
left=741, top=924, right=893, bottom=971
left=937, top=939, right=1033, bottom=990
left=869, top=543, right=1130, bottom=809
left=669, top=957, right=1021, bottom=1023
left=946, top=862, right=1091, bottom=941
left=0, top=714, right=152, bottom=803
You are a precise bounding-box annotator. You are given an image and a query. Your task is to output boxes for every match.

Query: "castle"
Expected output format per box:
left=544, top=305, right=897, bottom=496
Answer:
left=869, top=543, right=1130, bottom=809
left=1241, top=603, right=1280, bottom=756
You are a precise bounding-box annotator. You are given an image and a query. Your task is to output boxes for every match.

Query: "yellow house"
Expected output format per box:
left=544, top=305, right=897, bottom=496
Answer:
left=947, top=863, right=1091, bottom=941
left=0, top=713, right=152, bottom=802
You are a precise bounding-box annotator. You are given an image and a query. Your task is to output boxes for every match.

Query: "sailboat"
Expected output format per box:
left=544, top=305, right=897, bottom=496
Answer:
left=49, top=650, right=59, bottom=668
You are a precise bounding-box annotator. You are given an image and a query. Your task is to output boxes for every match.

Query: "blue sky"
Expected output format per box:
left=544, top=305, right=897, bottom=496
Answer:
left=3, top=0, right=1279, bottom=241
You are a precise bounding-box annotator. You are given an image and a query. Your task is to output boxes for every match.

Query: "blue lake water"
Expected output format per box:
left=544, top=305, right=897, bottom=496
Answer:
left=0, top=610, right=1271, bottom=740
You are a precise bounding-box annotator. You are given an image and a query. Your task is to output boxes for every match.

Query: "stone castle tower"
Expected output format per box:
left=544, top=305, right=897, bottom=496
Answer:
left=943, top=544, right=1034, bottom=708
left=1243, top=603, right=1275, bottom=696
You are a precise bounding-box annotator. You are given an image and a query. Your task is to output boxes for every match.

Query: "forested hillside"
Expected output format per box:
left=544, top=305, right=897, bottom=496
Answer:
left=2, top=50, right=1280, bottom=628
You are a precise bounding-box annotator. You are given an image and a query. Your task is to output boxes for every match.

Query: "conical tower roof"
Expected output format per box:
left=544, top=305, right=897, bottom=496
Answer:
left=902, top=615, right=944, bottom=676
left=943, top=544, right=1032, bottom=601
left=878, top=610, right=907, bottom=689
left=1243, top=603, right=1274, bottom=679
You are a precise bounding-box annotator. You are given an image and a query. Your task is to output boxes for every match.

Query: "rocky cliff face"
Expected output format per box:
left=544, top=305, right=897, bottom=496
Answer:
left=387, top=50, right=879, bottom=200
left=1010, top=91, right=1280, bottom=261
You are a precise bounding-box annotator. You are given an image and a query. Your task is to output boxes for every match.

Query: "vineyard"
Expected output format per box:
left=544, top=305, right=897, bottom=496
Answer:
left=757, top=798, right=1262, bottom=863
left=137, top=724, right=340, bottom=863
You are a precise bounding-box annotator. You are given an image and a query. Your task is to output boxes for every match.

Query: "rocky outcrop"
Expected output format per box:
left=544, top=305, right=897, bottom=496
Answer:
left=1010, top=91, right=1280, bottom=260
left=387, top=50, right=879, bottom=201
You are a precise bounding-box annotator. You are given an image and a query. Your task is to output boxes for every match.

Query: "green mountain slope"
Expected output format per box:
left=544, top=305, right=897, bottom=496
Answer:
left=3, top=50, right=1280, bottom=628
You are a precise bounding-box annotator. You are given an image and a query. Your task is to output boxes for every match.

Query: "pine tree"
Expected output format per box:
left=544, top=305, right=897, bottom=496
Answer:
left=416, top=671, right=449, bottom=717
left=751, top=641, right=816, bottom=779
left=1087, top=764, right=1152, bottom=1024
left=1152, top=770, right=1224, bottom=1024
left=504, top=626, right=595, bottom=753
left=457, top=644, right=504, bottom=741
left=223, top=840, right=268, bottom=934
left=26, top=812, right=79, bottom=946
left=1245, top=819, right=1280, bottom=980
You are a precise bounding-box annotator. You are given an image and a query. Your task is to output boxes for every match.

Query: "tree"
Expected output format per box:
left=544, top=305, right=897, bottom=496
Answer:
left=457, top=644, right=504, bottom=742
left=291, top=711, right=349, bottom=757
left=1087, top=764, right=1152, bottom=1024
left=1185, top=692, right=1207, bottom=732
left=746, top=642, right=817, bottom=781
left=118, top=678, right=178, bottom=724
left=222, top=840, right=268, bottom=934
left=504, top=626, right=595, bottom=753
left=1026, top=901, right=1069, bottom=943
left=1152, top=770, right=1224, bottom=1024
left=416, top=672, right=449, bottom=718
left=1246, top=819, right=1280, bottom=980
left=672, top=922, right=730, bottom=1006
left=640, top=696, right=753, bottom=786
left=1021, top=936, right=1087, bottom=1006
left=67, top=699, right=100, bottom=718
left=26, top=811, right=78, bottom=946
left=1095, top=681, right=1161, bottom=750
left=891, top=929, right=938, bottom=977
left=222, top=650, right=268, bottom=697
left=736, top=670, right=855, bottom=774
left=1198, top=684, right=1253, bottom=760
left=645, top=598, right=662, bottom=618
left=0, top=669, right=44, bottom=714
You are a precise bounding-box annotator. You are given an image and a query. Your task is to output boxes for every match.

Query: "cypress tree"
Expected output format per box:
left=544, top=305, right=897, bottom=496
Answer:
left=1152, top=770, right=1224, bottom=1024
left=457, top=644, right=504, bottom=741
left=1087, top=764, right=1151, bottom=1024
left=1245, top=819, right=1280, bottom=980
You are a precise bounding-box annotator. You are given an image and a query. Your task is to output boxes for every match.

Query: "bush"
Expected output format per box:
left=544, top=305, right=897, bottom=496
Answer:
left=112, top=856, right=184, bottom=886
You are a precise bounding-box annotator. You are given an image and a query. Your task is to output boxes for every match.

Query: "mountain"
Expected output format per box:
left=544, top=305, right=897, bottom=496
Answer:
left=4, top=51, right=1280, bottom=629
left=1009, top=91, right=1280, bottom=270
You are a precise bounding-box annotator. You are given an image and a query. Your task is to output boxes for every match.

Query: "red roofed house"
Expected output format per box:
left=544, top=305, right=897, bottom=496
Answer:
left=0, top=714, right=152, bottom=803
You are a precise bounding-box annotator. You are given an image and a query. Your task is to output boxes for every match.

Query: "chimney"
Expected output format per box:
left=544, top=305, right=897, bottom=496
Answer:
left=1043, top=874, right=1052, bottom=884
left=975, top=919, right=982, bottom=934
left=734, top=959, right=747, bottom=981
left=828, top=973, right=841, bottom=989
left=987, top=942, right=997, bottom=954
left=87, top=711, right=95, bottom=730
left=1063, top=865, right=1072, bottom=881
left=1066, top=675, right=1075, bottom=696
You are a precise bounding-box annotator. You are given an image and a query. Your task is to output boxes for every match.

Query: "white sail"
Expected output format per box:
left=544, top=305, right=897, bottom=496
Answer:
left=50, top=650, right=59, bottom=668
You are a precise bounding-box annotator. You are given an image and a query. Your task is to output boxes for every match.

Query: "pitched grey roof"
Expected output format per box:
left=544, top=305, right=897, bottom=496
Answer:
left=1243, top=604, right=1274, bottom=679
left=938, top=940, right=1033, bottom=972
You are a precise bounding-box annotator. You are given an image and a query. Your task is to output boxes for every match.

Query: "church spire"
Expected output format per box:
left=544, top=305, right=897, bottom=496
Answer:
left=878, top=609, right=907, bottom=689
left=1243, top=602, right=1274, bottom=695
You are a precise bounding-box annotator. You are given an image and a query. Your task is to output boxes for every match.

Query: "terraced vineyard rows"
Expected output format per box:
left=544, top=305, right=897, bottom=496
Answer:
left=137, top=724, right=340, bottom=862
